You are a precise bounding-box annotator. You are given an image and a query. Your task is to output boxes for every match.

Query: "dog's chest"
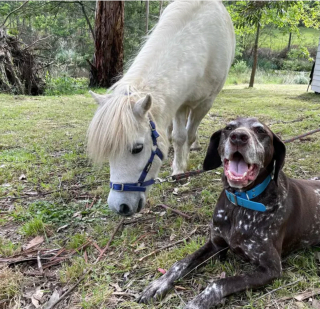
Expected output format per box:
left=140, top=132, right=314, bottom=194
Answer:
left=211, top=206, right=280, bottom=262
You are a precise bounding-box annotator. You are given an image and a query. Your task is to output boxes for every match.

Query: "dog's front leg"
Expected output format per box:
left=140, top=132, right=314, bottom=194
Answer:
left=138, top=239, right=228, bottom=304
left=184, top=250, right=282, bottom=309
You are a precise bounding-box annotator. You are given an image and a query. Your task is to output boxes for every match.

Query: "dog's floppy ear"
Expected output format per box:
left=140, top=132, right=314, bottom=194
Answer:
left=273, top=132, right=286, bottom=185
left=203, top=130, right=222, bottom=170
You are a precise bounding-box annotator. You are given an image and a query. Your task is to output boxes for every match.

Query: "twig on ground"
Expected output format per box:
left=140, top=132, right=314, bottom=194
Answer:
left=253, top=279, right=302, bottom=302
left=94, top=218, right=125, bottom=264
left=156, top=204, right=192, bottom=220
left=37, top=251, right=43, bottom=274
left=46, top=270, right=91, bottom=309
left=139, top=228, right=197, bottom=262
left=92, top=242, right=103, bottom=254
left=123, top=217, right=156, bottom=225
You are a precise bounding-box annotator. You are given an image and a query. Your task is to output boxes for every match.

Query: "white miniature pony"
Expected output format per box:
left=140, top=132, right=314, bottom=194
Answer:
left=87, top=0, right=235, bottom=216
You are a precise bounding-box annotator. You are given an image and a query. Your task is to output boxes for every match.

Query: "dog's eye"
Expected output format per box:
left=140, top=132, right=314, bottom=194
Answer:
left=225, top=125, right=234, bottom=131
left=131, top=144, right=144, bottom=154
left=255, top=127, right=266, bottom=134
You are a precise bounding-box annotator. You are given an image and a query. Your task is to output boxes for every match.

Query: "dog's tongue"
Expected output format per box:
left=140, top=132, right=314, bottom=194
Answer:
left=229, top=157, right=249, bottom=176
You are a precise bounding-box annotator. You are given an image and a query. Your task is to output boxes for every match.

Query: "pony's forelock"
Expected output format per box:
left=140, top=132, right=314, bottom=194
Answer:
left=87, top=94, right=144, bottom=163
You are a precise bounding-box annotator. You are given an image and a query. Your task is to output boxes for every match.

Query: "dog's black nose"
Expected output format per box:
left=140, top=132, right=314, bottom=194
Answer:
left=119, top=203, right=131, bottom=215
left=230, top=131, right=249, bottom=146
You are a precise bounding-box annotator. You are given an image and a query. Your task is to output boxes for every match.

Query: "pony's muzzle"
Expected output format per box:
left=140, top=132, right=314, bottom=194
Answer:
left=107, top=190, right=146, bottom=217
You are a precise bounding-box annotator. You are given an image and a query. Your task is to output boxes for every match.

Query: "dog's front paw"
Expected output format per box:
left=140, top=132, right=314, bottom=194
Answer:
left=137, top=275, right=174, bottom=304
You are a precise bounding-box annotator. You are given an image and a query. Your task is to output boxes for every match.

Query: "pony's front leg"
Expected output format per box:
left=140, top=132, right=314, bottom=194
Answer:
left=172, top=106, right=189, bottom=175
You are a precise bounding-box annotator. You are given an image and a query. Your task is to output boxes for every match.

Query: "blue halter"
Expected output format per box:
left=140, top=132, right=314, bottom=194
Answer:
left=109, top=119, right=164, bottom=192
left=225, top=174, right=272, bottom=212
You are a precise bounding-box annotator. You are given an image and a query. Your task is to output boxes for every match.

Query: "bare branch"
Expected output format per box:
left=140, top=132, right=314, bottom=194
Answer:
left=1, top=1, right=29, bottom=28
left=77, top=1, right=95, bottom=40
left=22, top=35, right=53, bottom=51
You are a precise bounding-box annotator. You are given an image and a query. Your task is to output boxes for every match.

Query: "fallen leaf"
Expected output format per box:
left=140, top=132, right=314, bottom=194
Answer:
left=312, top=299, right=320, bottom=309
left=169, top=233, right=176, bottom=241
left=134, top=243, right=146, bottom=253
left=294, top=289, right=320, bottom=301
left=43, top=290, right=60, bottom=309
left=24, top=236, right=44, bottom=250
left=31, top=289, right=44, bottom=308
left=220, top=271, right=226, bottom=279
left=19, top=174, right=26, bottom=181
left=110, top=282, right=122, bottom=292
left=158, top=268, right=166, bottom=274
left=159, top=211, right=166, bottom=217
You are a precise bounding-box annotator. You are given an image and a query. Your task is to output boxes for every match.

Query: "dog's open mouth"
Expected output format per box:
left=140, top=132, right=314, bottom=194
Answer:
left=224, top=152, right=259, bottom=187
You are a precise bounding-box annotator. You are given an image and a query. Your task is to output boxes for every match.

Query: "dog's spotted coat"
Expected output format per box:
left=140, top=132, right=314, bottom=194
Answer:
left=138, top=117, right=320, bottom=309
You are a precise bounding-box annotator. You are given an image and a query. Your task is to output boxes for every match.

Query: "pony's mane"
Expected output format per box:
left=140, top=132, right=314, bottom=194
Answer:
left=87, top=91, right=146, bottom=163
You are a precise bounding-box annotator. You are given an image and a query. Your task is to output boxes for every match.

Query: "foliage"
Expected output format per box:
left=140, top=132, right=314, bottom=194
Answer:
left=45, top=74, right=88, bottom=95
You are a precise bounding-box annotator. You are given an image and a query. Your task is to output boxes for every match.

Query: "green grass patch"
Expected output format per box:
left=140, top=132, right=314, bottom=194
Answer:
left=1, top=85, right=320, bottom=308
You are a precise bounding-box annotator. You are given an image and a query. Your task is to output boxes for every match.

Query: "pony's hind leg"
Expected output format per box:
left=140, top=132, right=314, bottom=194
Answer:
left=187, top=96, right=216, bottom=151
left=172, top=106, right=189, bottom=175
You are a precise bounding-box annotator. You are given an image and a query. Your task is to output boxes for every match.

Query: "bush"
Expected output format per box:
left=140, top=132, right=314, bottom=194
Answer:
left=231, top=60, right=248, bottom=74
left=44, top=73, right=88, bottom=95
left=282, top=59, right=313, bottom=72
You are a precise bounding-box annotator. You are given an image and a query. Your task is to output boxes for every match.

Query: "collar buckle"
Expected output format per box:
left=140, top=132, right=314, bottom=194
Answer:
left=229, top=192, right=238, bottom=206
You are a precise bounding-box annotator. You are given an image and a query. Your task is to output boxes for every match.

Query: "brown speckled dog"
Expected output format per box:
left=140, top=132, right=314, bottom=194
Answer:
left=138, top=117, right=320, bottom=309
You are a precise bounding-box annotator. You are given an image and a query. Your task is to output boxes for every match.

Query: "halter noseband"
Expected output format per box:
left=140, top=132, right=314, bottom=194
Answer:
left=109, top=118, right=164, bottom=192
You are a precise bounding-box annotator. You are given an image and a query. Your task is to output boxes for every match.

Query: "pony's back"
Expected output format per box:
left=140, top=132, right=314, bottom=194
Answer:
left=121, top=0, right=235, bottom=104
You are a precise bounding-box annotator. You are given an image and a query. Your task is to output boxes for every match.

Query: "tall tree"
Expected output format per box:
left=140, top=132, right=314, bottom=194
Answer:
left=90, top=1, right=124, bottom=88
left=228, top=1, right=320, bottom=87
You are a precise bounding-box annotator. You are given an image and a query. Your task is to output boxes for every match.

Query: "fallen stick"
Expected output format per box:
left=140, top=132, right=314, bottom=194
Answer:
left=123, top=217, right=156, bottom=225
left=37, top=251, right=43, bottom=274
left=46, top=270, right=91, bottom=309
left=139, top=228, right=197, bottom=262
left=94, top=218, right=125, bottom=264
left=156, top=204, right=192, bottom=220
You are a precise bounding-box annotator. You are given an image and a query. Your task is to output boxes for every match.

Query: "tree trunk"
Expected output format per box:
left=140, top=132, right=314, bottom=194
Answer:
left=249, top=21, right=260, bottom=88
left=90, top=1, right=124, bottom=88
left=287, top=32, right=292, bottom=51
left=159, top=0, right=163, bottom=17
left=146, top=0, right=149, bottom=34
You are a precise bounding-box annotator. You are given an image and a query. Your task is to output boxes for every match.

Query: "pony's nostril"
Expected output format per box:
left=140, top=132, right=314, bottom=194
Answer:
left=119, top=203, right=131, bottom=215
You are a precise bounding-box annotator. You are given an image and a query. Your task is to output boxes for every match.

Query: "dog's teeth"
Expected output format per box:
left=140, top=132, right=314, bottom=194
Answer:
left=243, top=172, right=247, bottom=177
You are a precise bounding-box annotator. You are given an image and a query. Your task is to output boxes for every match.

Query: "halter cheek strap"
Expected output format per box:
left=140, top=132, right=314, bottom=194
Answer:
left=110, top=119, right=164, bottom=192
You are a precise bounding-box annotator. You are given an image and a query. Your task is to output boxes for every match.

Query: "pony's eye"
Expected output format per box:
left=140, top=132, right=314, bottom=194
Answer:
left=131, top=144, right=144, bottom=154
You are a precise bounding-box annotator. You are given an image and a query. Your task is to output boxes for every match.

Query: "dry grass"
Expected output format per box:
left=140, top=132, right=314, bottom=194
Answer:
left=0, top=85, right=320, bottom=308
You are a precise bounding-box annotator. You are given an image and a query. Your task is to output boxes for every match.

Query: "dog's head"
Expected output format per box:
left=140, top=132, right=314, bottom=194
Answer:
left=203, top=117, right=286, bottom=189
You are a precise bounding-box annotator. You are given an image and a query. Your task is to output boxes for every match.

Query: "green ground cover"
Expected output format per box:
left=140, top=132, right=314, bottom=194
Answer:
left=0, top=85, right=320, bottom=308
left=259, top=27, right=319, bottom=51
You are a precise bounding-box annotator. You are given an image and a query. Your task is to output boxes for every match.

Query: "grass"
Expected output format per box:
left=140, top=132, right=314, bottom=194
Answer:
left=0, top=85, right=320, bottom=308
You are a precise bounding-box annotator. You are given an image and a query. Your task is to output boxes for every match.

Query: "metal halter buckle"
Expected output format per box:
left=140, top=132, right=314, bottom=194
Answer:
left=112, top=183, right=124, bottom=191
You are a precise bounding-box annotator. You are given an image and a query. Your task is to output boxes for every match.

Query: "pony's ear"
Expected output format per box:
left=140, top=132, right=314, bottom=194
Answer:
left=133, top=94, right=152, bottom=117
left=203, top=130, right=222, bottom=170
left=89, top=90, right=110, bottom=106
left=272, top=132, right=286, bottom=185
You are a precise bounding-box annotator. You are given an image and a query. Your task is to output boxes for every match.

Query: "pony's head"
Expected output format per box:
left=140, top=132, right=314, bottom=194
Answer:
left=87, top=90, right=167, bottom=216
